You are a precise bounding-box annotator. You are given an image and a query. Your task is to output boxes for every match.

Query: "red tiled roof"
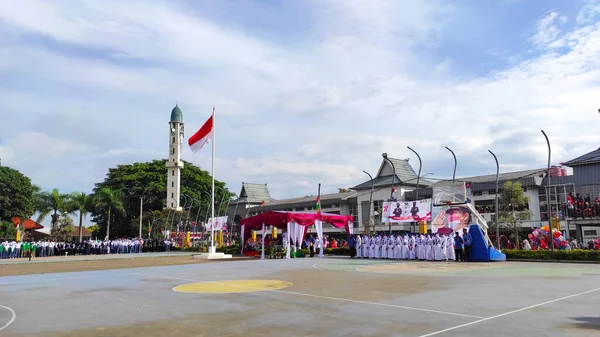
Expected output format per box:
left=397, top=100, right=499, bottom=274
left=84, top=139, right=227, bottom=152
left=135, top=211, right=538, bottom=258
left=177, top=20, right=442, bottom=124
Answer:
left=73, top=227, right=92, bottom=236
left=11, top=217, right=44, bottom=230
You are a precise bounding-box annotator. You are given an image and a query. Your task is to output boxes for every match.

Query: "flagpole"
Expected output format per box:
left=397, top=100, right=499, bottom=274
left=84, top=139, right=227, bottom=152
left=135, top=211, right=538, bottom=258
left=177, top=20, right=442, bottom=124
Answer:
left=211, top=107, right=216, bottom=253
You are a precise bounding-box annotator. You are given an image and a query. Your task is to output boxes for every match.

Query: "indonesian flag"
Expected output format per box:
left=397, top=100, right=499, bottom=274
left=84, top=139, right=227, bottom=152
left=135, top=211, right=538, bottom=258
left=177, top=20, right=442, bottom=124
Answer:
left=188, top=115, right=213, bottom=153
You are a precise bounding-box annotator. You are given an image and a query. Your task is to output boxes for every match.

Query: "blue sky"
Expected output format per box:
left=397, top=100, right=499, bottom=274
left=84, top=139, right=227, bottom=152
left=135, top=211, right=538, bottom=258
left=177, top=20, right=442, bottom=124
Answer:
left=0, top=0, right=599, bottom=207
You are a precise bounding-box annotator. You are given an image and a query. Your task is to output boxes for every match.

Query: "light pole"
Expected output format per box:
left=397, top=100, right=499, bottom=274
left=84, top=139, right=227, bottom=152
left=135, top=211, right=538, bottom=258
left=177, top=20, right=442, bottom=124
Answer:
left=407, top=146, right=422, bottom=200
left=382, top=153, right=396, bottom=200
left=363, top=170, right=375, bottom=235
left=231, top=197, right=246, bottom=239
left=382, top=154, right=396, bottom=235
left=445, top=146, right=457, bottom=183
left=542, top=130, right=554, bottom=253
left=488, top=150, right=500, bottom=249
left=194, top=197, right=202, bottom=233
left=139, top=195, right=144, bottom=239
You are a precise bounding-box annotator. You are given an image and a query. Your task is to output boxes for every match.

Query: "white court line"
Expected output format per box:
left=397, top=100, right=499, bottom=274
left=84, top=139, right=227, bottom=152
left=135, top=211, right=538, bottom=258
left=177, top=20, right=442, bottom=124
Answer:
left=418, top=287, right=600, bottom=337
left=0, top=305, right=16, bottom=332
left=136, top=272, right=484, bottom=319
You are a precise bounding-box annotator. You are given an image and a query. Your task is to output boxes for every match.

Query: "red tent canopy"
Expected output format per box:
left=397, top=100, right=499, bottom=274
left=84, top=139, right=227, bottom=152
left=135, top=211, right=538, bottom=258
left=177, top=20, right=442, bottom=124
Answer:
left=239, top=211, right=354, bottom=254
left=239, top=211, right=353, bottom=230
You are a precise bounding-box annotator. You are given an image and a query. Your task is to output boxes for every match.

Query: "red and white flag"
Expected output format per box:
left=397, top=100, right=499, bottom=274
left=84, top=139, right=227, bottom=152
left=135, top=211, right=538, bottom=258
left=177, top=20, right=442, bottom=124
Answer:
left=188, top=115, right=213, bottom=153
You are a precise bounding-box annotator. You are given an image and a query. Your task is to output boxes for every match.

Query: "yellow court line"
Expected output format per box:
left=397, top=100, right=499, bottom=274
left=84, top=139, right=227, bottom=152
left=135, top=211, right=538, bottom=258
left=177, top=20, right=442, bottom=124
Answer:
left=172, top=279, right=293, bottom=294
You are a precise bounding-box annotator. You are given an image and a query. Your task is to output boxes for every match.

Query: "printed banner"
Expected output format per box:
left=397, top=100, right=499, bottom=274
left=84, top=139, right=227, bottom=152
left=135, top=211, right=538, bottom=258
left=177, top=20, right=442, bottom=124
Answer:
left=205, top=216, right=228, bottom=231
left=431, top=205, right=471, bottom=234
left=382, top=199, right=431, bottom=223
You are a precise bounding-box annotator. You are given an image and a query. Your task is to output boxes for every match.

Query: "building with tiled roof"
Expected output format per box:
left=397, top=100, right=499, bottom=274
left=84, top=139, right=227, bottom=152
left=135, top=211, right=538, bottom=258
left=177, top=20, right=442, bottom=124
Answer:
left=228, top=148, right=598, bottom=242
left=226, top=183, right=274, bottom=223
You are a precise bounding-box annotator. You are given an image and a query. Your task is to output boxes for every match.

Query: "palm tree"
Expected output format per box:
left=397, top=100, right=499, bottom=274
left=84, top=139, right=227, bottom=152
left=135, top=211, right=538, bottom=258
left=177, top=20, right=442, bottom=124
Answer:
left=69, top=192, right=91, bottom=242
left=94, top=188, right=125, bottom=240
left=35, top=188, right=71, bottom=230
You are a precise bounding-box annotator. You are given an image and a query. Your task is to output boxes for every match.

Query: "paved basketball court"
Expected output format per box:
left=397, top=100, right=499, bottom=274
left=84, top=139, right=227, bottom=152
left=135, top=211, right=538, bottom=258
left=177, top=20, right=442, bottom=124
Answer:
left=1, top=258, right=599, bottom=336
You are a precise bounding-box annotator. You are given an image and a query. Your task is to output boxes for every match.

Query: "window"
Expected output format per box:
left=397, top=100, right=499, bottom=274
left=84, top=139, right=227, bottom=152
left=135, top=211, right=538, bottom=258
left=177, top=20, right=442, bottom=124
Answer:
left=172, top=147, right=175, bottom=154
left=171, top=193, right=174, bottom=198
left=472, top=191, right=483, bottom=196
left=172, top=170, right=174, bottom=176
left=172, top=181, right=174, bottom=188
left=584, top=230, right=597, bottom=236
left=172, top=137, right=175, bottom=143
left=171, top=202, right=174, bottom=207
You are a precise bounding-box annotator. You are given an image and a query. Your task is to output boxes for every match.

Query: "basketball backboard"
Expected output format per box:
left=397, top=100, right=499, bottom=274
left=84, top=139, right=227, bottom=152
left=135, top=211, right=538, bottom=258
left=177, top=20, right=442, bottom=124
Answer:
left=432, top=182, right=469, bottom=206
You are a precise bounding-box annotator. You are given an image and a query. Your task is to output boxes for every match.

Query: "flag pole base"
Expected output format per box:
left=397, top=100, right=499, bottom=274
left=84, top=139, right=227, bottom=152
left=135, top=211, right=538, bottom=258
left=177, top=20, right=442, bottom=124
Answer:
left=193, top=245, right=232, bottom=260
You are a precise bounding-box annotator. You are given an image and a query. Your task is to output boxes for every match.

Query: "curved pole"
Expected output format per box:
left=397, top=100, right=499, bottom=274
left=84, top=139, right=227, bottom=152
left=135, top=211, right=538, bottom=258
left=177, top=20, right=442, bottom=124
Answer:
left=445, top=146, right=457, bottom=183
left=202, top=190, right=211, bottom=227
left=542, top=130, right=554, bottom=253
left=184, top=195, right=195, bottom=232
left=488, top=150, right=500, bottom=249
left=194, top=196, right=202, bottom=226
left=231, top=197, right=245, bottom=239
left=363, top=170, right=374, bottom=235
left=407, top=146, right=422, bottom=200
left=176, top=195, right=190, bottom=232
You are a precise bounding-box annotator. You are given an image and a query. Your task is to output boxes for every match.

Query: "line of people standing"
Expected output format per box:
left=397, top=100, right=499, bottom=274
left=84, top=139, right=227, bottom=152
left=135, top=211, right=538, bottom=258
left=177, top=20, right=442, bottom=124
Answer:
left=348, top=228, right=473, bottom=262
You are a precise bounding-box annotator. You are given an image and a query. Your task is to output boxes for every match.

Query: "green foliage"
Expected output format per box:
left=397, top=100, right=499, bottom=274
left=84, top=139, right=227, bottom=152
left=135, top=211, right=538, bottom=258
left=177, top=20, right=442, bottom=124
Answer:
left=504, top=249, right=600, bottom=261
left=87, top=224, right=99, bottom=237
left=69, top=192, right=93, bottom=241
left=297, top=247, right=351, bottom=256
left=498, top=181, right=531, bottom=246
left=90, top=160, right=233, bottom=239
left=50, top=216, right=76, bottom=242
left=217, top=245, right=240, bottom=255
left=35, top=188, right=72, bottom=230
left=92, top=187, right=125, bottom=239
left=0, top=166, right=36, bottom=222
left=0, top=220, right=17, bottom=239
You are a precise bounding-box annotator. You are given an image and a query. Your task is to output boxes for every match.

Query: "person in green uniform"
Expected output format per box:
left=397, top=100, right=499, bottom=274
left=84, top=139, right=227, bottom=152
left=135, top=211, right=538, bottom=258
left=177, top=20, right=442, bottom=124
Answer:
left=22, top=241, right=30, bottom=259
left=30, top=241, right=36, bottom=261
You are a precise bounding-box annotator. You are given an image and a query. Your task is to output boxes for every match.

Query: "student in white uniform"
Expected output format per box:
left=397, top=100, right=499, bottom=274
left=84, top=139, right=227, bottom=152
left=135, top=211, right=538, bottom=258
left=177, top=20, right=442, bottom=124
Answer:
left=426, top=235, right=433, bottom=261
left=369, top=236, right=376, bottom=259
left=408, top=234, right=416, bottom=260
left=356, top=235, right=362, bottom=258
left=362, top=235, right=369, bottom=258
left=446, top=235, right=455, bottom=260
left=374, top=235, right=381, bottom=259
left=440, top=234, right=448, bottom=261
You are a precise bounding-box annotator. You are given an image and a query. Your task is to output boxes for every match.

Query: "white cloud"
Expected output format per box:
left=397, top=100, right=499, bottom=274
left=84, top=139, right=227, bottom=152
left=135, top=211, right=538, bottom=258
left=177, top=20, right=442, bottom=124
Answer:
left=0, top=0, right=599, bottom=201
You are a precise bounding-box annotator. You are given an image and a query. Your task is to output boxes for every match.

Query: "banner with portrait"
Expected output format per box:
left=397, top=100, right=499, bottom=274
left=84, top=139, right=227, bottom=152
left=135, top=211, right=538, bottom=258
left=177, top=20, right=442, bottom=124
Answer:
left=431, top=205, right=471, bottom=235
left=382, top=199, right=431, bottom=223
left=205, top=216, right=228, bottom=231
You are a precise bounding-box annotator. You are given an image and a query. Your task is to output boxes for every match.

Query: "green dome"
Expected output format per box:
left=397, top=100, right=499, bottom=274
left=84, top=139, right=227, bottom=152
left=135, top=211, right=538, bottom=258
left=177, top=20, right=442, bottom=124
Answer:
left=170, top=105, right=183, bottom=123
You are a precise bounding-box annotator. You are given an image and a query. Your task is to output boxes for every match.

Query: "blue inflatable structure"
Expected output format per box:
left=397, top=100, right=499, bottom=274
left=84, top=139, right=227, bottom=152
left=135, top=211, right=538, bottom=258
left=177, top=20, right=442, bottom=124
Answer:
left=467, top=224, right=506, bottom=262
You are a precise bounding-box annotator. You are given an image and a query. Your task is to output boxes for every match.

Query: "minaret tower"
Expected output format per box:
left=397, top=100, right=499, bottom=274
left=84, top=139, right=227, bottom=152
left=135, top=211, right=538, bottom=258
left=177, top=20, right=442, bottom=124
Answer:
left=167, top=104, right=184, bottom=210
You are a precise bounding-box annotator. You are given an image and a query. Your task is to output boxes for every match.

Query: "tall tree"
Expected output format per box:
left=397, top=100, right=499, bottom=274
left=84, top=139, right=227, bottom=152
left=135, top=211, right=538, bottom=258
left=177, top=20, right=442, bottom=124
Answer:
left=498, top=181, right=531, bottom=249
left=69, top=192, right=92, bottom=242
left=0, top=166, right=36, bottom=232
left=50, top=216, right=76, bottom=242
left=93, top=187, right=125, bottom=240
left=35, top=188, right=72, bottom=230
left=90, top=160, right=233, bottom=238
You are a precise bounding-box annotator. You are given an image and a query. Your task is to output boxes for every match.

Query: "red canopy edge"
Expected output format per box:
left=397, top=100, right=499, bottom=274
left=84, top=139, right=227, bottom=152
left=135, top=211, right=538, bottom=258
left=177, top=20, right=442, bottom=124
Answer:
left=239, top=211, right=353, bottom=231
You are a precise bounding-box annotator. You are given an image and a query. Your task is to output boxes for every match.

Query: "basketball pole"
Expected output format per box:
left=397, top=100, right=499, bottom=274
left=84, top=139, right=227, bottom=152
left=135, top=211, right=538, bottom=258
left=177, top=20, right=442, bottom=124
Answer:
left=445, top=146, right=457, bottom=183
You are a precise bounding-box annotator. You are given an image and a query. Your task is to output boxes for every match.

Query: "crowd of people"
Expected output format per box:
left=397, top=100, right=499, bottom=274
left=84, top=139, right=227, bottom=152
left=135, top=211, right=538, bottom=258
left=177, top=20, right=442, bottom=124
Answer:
left=0, top=238, right=175, bottom=260
left=567, top=192, right=600, bottom=219
left=345, top=228, right=473, bottom=262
